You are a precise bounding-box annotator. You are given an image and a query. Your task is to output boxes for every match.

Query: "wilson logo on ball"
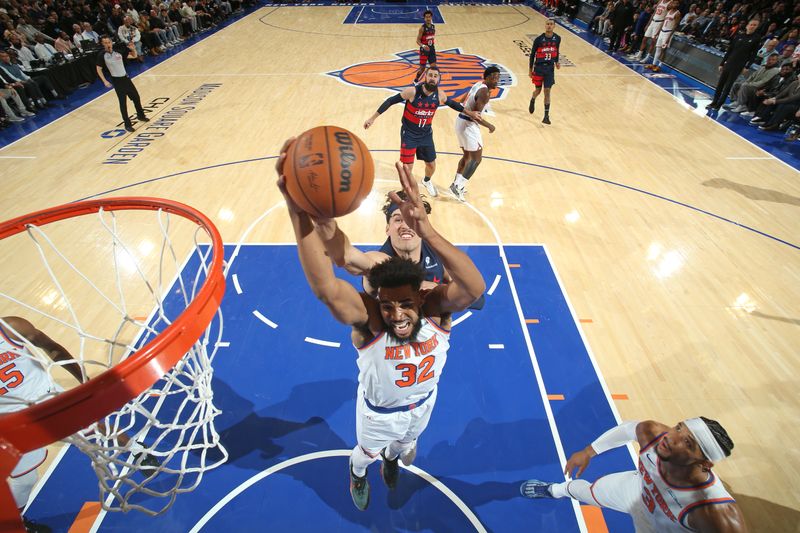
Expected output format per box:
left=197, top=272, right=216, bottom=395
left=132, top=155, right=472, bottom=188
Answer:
left=327, top=48, right=516, bottom=100
left=334, top=131, right=356, bottom=193
left=284, top=126, right=374, bottom=219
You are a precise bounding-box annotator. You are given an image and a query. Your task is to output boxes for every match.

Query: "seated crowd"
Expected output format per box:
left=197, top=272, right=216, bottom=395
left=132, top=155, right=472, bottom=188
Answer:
left=0, top=0, right=254, bottom=128
left=579, top=0, right=800, bottom=139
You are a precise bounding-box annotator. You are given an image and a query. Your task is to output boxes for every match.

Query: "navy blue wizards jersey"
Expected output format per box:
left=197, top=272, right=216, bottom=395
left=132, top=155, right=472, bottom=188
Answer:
left=529, top=33, right=561, bottom=70
left=379, top=238, right=445, bottom=283
left=402, top=84, right=440, bottom=138
left=420, top=23, right=435, bottom=47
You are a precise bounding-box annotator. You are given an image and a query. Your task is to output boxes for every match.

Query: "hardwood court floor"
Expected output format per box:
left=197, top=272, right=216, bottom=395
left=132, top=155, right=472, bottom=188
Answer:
left=1, top=4, right=798, bottom=530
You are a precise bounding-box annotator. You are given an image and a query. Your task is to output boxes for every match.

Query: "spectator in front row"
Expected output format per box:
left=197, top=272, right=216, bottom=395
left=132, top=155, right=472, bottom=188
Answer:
left=72, top=23, right=84, bottom=50
left=6, top=34, right=37, bottom=69
left=742, top=62, right=799, bottom=118
left=82, top=22, right=100, bottom=44
left=749, top=78, right=800, bottom=131
left=54, top=31, right=77, bottom=55
left=757, top=37, right=779, bottom=64
left=118, top=16, right=143, bottom=57
left=32, top=33, right=57, bottom=62
left=725, top=53, right=781, bottom=112
left=0, top=49, right=56, bottom=108
left=0, top=85, right=36, bottom=122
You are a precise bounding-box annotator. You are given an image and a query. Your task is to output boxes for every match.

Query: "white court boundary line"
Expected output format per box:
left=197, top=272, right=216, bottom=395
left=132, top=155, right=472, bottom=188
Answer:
left=304, top=336, right=341, bottom=348
left=461, top=201, right=588, bottom=533
left=188, top=449, right=486, bottom=533
left=542, top=246, right=637, bottom=464
left=22, top=443, right=69, bottom=514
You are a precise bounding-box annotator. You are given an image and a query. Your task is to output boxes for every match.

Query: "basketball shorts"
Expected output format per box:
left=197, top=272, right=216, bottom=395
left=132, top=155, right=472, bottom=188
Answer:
left=656, top=29, right=674, bottom=48
left=455, top=116, right=483, bottom=152
left=531, top=65, right=555, bottom=88
left=400, top=130, right=436, bottom=163
left=589, top=471, right=657, bottom=533
left=356, top=386, right=438, bottom=453
left=419, top=45, right=436, bottom=67
left=644, top=19, right=665, bottom=39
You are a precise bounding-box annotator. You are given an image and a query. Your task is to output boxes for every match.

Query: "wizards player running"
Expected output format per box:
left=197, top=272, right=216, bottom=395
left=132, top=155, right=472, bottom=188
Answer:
left=364, top=67, right=480, bottom=197
left=529, top=18, right=561, bottom=125
left=414, top=10, right=437, bottom=83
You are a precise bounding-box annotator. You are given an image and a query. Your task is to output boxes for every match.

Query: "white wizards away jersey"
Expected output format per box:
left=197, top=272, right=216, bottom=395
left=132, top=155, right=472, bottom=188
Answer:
left=356, top=317, right=450, bottom=408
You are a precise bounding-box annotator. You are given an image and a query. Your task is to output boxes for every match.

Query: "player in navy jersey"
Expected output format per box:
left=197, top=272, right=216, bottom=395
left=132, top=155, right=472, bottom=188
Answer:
left=529, top=18, right=562, bottom=125
left=363, top=67, right=480, bottom=197
left=414, top=10, right=437, bottom=83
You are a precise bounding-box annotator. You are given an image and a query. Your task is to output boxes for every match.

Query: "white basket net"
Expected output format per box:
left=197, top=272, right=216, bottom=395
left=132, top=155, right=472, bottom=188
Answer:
left=0, top=203, right=228, bottom=516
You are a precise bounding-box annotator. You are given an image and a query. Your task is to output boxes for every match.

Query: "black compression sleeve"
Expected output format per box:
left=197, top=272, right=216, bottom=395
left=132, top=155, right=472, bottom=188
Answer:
left=445, top=99, right=465, bottom=112
left=377, top=93, right=405, bottom=114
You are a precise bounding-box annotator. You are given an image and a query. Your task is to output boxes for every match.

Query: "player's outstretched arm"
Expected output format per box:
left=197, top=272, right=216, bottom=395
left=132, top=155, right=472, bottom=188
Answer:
left=313, top=218, right=384, bottom=276
left=565, top=421, right=641, bottom=478
left=276, top=139, right=369, bottom=327
left=389, top=163, right=485, bottom=313
left=365, top=87, right=416, bottom=129
left=2, top=316, right=85, bottom=384
left=689, top=503, right=749, bottom=533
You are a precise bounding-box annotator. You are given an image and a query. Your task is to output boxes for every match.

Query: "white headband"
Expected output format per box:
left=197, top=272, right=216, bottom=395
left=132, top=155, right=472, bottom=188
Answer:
left=684, top=418, right=727, bottom=463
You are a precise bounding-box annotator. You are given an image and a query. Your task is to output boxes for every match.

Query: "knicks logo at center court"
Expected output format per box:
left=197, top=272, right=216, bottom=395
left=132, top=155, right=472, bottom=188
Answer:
left=327, top=49, right=515, bottom=101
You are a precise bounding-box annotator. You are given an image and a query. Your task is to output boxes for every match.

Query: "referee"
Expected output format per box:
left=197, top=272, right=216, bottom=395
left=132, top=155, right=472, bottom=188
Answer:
left=96, top=36, right=148, bottom=132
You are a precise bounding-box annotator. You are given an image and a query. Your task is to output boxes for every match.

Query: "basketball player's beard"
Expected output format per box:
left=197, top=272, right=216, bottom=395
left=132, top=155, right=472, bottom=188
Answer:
left=385, top=317, right=423, bottom=343
left=423, top=82, right=437, bottom=92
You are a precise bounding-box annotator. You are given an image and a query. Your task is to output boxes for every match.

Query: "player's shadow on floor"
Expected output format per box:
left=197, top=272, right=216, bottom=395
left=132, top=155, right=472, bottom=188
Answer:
left=211, top=377, right=357, bottom=470
left=729, top=491, right=800, bottom=532
left=703, top=178, right=800, bottom=207
left=422, top=416, right=560, bottom=476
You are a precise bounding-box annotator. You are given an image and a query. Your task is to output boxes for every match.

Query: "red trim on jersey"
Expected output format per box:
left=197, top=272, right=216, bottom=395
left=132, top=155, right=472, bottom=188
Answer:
left=530, top=74, right=544, bottom=87
left=399, top=145, right=417, bottom=164
left=640, top=432, right=666, bottom=454
left=678, top=498, right=737, bottom=529
left=0, top=324, right=25, bottom=349
left=419, top=51, right=431, bottom=66
left=424, top=317, right=450, bottom=334
left=9, top=449, right=48, bottom=478
left=657, top=456, right=716, bottom=490
left=357, top=331, right=385, bottom=351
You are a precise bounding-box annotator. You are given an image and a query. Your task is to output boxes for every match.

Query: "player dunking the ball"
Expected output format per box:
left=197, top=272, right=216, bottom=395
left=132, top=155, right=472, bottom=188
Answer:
left=276, top=141, right=485, bottom=511
left=414, top=10, right=437, bottom=83
left=529, top=18, right=561, bottom=125
left=364, top=67, right=480, bottom=197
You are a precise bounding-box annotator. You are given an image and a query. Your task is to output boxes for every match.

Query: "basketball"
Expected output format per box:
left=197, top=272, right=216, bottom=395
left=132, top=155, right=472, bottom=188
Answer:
left=283, top=126, right=375, bottom=218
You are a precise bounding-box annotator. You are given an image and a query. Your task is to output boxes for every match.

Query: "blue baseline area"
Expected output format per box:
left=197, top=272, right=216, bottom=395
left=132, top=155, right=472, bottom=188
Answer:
left=525, top=1, right=800, bottom=170
left=26, top=244, right=633, bottom=532
left=343, top=5, right=444, bottom=25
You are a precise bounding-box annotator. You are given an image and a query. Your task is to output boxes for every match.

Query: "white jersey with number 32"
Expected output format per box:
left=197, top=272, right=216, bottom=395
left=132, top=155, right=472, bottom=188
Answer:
left=355, top=317, right=450, bottom=408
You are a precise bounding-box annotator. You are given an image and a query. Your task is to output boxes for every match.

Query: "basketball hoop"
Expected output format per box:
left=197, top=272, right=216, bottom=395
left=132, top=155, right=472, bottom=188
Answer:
left=0, top=198, right=228, bottom=532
